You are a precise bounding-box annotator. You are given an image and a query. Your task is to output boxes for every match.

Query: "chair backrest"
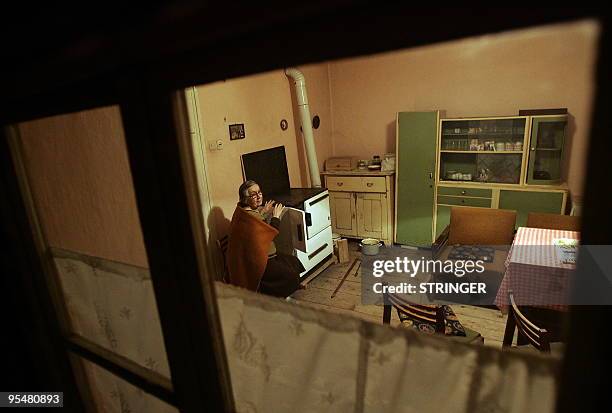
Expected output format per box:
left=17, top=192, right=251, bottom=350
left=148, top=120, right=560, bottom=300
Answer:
left=217, top=235, right=229, bottom=282
left=448, top=207, right=516, bottom=245
left=526, top=212, right=580, bottom=231
left=383, top=290, right=445, bottom=333
left=503, top=291, right=551, bottom=352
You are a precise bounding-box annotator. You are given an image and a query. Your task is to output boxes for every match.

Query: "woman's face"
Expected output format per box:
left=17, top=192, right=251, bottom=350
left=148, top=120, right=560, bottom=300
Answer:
left=246, top=184, right=263, bottom=209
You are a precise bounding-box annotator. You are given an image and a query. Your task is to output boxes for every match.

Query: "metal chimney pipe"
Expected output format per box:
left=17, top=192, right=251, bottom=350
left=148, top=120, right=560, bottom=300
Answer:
left=285, top=68, right=321, bottom=188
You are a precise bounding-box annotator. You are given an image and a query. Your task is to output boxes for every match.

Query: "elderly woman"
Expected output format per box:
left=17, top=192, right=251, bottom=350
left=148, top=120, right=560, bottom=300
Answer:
left=226, top=180, right=303, bottom=297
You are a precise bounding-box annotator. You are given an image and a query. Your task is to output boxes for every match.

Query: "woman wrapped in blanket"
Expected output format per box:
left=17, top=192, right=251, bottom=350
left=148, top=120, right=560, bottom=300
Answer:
left=226, top=180, right=303, bottom=297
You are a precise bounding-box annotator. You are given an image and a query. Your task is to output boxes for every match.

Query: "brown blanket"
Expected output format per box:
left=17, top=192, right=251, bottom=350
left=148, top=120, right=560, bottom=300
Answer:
left=226, top=206, right=278, bottom=291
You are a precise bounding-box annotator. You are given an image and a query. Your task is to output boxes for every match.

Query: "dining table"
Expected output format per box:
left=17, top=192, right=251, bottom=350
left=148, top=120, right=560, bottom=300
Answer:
left=494, top=226, right=580, bottom=313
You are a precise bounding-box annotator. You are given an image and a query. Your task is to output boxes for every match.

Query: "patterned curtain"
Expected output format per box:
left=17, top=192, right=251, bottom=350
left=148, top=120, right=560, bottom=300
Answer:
left=53, top=248, right=560, bottom=413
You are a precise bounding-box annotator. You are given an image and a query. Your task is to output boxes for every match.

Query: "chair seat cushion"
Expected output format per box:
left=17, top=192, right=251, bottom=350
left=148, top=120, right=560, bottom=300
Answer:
left=400, top=305, right=470, bottom=337
left=401, top=319, right=483, bottom=344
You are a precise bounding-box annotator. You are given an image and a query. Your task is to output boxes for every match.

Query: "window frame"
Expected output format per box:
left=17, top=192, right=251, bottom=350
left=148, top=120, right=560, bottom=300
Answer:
left=0, top=6, right=609, bottom=413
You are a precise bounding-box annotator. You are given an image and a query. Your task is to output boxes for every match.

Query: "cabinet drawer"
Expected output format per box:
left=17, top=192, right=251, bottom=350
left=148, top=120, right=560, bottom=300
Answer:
left=326, top=176, right=362, bottom=192
left=326, top=176, right=386, bottom=192
left=437, top=195, right=491, bottom=208
left=437, top=186, right=492, bottom=198
left=360, top=177, right=386, bottom=192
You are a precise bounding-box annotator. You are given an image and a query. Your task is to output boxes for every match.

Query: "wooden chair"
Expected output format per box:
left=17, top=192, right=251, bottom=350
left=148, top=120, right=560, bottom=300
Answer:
left=431, top=207, right=514, bottom=310
left=216, top=235, right=229, bottom=282
left=447, top=207, right=517, bottom=245
left=433, top=207, right=517, bottom=256
left=502, top=291, right=558, bottom=353
left=526, top=212, right=580, bottom=231
left=382, top=289, right=484, bottom=344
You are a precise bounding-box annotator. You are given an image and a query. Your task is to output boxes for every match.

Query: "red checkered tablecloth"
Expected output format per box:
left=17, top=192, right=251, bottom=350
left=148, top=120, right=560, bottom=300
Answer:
left=495, top=227, right=580, bottom=312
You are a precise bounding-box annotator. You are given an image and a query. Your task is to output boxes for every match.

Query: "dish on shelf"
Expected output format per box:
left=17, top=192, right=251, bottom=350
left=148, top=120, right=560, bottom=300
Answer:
left=367, top=164, right=381, bottom=170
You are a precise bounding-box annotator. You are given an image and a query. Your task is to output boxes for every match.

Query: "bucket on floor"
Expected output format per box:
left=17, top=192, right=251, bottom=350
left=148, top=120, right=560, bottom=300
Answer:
left=360, top=238, right=382, bottom=255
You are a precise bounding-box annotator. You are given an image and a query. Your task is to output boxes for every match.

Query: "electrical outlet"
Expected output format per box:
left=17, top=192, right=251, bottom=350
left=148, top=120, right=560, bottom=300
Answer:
left=208, top=139, right=224, bottom=151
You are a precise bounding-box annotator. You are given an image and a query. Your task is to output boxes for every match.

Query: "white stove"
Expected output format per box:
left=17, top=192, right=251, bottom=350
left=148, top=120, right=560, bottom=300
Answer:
left=241, top=147, right=333, bottom=277
left=272, top=188, right=333, bottom=277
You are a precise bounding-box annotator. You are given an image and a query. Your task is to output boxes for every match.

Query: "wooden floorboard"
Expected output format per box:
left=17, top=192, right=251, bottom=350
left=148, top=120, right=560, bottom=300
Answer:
left=291, top=241, right=508, bottom=348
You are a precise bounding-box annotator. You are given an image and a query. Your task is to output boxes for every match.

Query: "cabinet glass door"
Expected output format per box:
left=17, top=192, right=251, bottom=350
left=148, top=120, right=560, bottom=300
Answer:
left=527, top=116, right=567, bottom=185
left=439, top=117, right=526, bottom=184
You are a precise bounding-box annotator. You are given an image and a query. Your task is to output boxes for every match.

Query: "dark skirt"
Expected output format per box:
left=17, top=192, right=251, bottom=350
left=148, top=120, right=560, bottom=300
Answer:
left=258, top=253, right=304, bottom=298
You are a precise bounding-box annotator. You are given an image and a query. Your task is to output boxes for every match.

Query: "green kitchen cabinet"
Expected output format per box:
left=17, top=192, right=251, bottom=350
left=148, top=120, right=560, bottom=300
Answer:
left=395, top=111, right=439, bottom=246
left=499, top=190, right=565, bottom=228
left=394, top=112, right=569, bottom=248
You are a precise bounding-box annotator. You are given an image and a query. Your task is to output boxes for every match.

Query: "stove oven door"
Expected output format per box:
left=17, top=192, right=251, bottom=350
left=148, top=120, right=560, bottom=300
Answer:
left=304, top=191, right=331, bottom=239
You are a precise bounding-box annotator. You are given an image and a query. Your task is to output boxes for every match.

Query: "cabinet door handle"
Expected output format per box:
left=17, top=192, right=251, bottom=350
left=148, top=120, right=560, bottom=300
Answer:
left=429, top=172, right=433, bottom=179
left=461, top=199, right=465, bottom=204
left=531, top=147, right=536, bottom=151
left=461, top=190, right=466, bottom=195
left=336, top=182, right=343, bottom=186
left=366, top=182, right=374, bottom=187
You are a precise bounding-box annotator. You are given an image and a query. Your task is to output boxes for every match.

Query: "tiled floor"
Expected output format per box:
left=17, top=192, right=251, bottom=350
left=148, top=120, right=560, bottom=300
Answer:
left=291, top=241, right=508, bottom=348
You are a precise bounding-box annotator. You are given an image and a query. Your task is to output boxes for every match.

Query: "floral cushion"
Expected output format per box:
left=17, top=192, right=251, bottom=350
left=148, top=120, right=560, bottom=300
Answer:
left=400, top=305, right=466, bottom=337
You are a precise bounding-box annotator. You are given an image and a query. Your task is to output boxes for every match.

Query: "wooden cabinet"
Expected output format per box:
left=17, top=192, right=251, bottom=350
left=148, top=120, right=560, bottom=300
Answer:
left=323, top=171, right=394, bottom=245
left=329, top=191, right=357, bottom=236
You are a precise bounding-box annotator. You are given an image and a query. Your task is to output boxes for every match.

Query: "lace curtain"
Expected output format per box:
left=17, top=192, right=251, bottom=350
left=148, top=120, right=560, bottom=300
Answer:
left=53, top=248, right=560, bottom=413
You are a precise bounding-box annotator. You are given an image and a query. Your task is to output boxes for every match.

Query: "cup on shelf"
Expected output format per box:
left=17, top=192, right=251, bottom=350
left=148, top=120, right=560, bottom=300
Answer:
left=505, top=142, right=513, bottom=151
left=514, top=142, right=523, bottom=151
left=496, top=142, right=505, bottom=151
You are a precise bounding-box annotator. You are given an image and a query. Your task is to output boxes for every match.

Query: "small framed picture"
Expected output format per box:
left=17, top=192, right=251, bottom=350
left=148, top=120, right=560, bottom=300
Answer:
left=229, top=123, right=245, bottom=140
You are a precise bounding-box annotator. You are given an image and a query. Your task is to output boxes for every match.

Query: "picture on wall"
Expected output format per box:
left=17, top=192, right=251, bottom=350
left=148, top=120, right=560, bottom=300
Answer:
left=229, top=123, right=246, bottom=140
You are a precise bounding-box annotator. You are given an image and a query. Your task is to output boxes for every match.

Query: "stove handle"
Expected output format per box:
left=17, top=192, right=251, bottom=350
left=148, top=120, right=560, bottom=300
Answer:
left=308, top=193, right=329, bottom=206
left=305, top=212, right=312, bottom=227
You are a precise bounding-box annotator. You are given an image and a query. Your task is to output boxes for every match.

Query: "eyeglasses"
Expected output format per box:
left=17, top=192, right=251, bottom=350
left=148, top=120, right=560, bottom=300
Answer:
left=248, top=191, right=262, bottom=199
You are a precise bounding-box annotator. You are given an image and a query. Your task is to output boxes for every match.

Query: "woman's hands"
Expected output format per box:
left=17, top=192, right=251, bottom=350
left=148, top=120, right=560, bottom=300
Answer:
left=262, top=200, right=274, bottom=214
left=272, top=203, right=285, bottom=218
left=262, top=200, right=284, bottom=218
